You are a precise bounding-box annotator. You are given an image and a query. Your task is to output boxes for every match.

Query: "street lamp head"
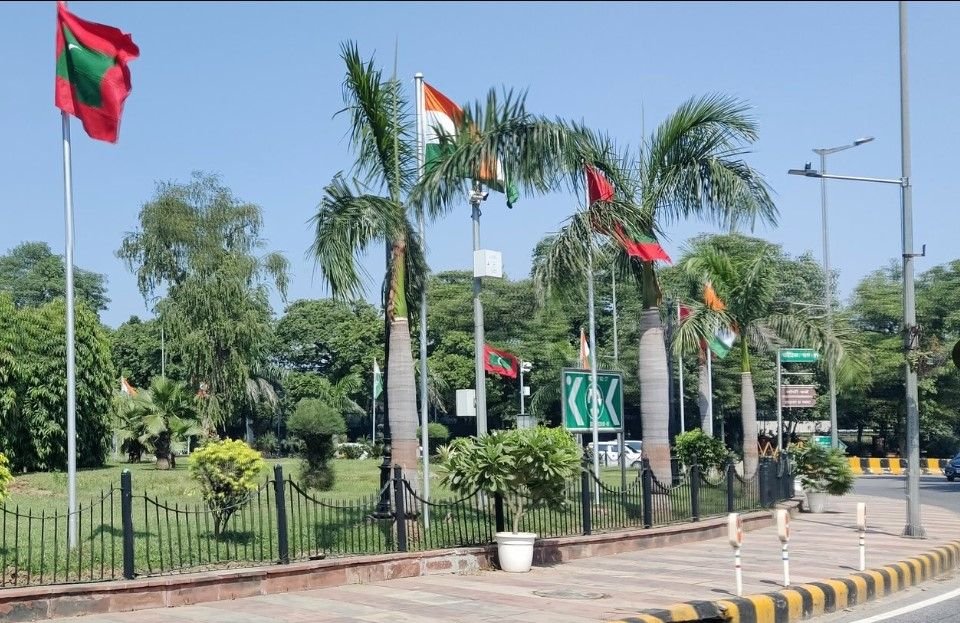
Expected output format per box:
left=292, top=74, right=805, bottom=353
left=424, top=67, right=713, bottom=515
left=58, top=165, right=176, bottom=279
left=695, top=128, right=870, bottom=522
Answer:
left=854, top=136, right=875, bottom=146
left=788, top=163, right=822, bottom=178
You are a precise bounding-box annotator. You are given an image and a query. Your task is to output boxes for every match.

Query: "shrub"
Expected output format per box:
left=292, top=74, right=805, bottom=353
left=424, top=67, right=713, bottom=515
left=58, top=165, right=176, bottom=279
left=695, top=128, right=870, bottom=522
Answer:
left=252, top=432, right=279, bottom=455
left=417, top=423, right=450, bottom=454
left=287, top=398, right=346, bottom=491
left=0, top=453, right=12, bottom=504
left=188, top=439, right=265, bottom=536
left=789, top=442, right=854, bottom=496
left=438, top=426, right=581, bottom=534
left=336, top=442, right=367, bottom=460
left=673, top=429, right=731, bottom=471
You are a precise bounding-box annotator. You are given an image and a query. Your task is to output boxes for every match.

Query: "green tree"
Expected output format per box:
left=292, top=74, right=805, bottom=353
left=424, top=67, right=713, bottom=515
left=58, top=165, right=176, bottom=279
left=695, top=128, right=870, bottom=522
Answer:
left=673, top=234, right=852, bottom=476
left=0, top=241, right=109, bottom=312
left=287, top=398, right=347, bottom=490
left=0, top=295, right=114, bottom=471
left=124, top=377, right=202, bottom=469
left=117, top=172, right=289, bottom=434
left=110, top=315, right=180, bottom=389
left=530, top=99, right=777, bottom=481
left=309, top=42, right=425, bottom=480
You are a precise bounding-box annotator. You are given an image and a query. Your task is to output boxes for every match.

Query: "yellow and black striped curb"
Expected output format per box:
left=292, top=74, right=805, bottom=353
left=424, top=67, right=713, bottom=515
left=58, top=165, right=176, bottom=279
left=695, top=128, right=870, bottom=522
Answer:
left=848, top=457, right=947, bottom=476
left=609, top=540, right=960, bottom=623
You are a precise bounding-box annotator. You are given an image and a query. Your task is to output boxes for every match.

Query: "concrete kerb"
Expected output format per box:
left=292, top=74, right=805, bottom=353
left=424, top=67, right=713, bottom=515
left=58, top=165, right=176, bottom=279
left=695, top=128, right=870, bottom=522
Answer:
left=608, top=540, right=960, bottom=623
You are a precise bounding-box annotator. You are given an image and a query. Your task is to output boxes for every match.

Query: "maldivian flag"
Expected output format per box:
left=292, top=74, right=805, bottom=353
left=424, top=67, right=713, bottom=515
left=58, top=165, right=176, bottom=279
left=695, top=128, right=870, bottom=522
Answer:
left=55, top=3, right=139, bottom=143
left=422, top=81, right=519, bottom=207
left=483, top=344, right=518, bottom=378
left=618, top=231, right=671, bottom=263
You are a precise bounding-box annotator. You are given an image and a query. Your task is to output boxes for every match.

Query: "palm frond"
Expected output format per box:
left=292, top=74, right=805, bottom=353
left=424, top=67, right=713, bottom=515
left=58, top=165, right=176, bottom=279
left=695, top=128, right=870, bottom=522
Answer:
left=308, top=174, right=407, bottom=300
left=337, top=41, right=415, bottom=198
left=641, top=94, right=777, bottom=230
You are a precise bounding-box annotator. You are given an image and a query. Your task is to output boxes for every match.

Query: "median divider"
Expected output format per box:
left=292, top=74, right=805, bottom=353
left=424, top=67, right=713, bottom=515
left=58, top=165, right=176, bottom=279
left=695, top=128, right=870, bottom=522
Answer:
left=846, top=457, right=947, bottom=476
left=608, top=540, right=960, bottom=623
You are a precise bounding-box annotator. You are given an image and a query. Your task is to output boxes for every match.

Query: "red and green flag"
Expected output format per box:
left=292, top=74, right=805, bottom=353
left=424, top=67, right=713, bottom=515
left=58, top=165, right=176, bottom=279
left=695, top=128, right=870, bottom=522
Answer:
left=483, top=344, right=518, bottom=378
left=55, top=2, right=139, bottom=143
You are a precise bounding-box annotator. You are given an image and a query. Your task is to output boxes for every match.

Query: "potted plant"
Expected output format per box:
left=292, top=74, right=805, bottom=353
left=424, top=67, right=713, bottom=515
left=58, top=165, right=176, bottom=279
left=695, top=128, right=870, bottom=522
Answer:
left=437, top=426, right=581, bottom=573
left=790, top=442, right=854, bottom=513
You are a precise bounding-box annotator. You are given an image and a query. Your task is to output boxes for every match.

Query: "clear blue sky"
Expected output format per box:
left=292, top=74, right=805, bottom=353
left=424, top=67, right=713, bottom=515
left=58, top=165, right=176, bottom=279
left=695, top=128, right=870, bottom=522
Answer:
left=2, top=1, right=957, bottom=328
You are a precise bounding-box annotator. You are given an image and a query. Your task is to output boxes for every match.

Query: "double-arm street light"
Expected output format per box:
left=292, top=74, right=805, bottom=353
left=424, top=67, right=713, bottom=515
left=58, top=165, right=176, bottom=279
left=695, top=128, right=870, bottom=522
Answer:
left=788, top=1, right=923, bottom=539
left=812, top=137, right=875, bottom=452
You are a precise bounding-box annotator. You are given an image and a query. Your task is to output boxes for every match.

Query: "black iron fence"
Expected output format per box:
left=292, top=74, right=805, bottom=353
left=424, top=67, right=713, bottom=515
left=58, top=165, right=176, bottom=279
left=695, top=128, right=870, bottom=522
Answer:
left=0, top=456, right=792, bottom=589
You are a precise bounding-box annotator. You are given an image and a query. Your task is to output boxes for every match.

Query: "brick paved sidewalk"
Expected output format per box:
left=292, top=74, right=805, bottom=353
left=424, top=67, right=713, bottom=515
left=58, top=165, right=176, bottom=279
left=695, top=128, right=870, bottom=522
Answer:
left=44, top=495, right=959, bottom=623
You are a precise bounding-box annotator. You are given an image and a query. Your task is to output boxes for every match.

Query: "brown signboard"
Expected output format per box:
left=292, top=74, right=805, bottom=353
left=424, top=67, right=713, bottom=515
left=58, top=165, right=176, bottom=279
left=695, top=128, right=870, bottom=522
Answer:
left=781, top=385, right=816, bottom=408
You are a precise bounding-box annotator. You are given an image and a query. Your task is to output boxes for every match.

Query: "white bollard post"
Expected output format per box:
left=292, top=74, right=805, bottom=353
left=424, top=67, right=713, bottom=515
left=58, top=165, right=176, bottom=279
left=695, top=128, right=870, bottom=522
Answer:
left=728, top=513, right=744, bottom=596
left=777, top=509, right=791, bottom=586
left=857, top=502, right=867, bottom=571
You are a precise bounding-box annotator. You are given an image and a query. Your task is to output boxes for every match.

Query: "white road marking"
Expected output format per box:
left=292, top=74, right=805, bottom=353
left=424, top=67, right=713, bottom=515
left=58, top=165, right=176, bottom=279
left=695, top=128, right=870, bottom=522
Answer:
left=847, top=586, right=960, bottom=623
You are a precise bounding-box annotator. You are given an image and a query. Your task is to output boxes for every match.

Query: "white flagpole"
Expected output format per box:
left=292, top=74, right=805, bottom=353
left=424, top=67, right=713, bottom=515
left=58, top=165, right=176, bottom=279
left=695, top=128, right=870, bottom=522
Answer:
left=677, top=303, right=685, bottom=433
left=414, top=72, right=430, bottom=528
left=707, top=346, right=714, bottom=435
left=584, top=170, right=601, bottom=495
left=61, top=110, right=78, bottom=549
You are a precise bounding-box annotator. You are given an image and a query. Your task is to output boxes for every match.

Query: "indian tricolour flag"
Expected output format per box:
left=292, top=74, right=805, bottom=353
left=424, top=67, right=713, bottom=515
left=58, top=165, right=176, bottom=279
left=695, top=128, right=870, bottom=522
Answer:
left=421, top=81, right=519, bottom=207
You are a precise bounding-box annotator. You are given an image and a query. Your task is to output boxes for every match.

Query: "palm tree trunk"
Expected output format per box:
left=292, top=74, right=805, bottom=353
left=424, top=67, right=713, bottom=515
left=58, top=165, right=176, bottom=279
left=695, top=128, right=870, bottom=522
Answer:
left=385, top=238, right=419, bottom=488
left=741, top=372, right=759, bottom=479
left=697, top=358, right=713, bottom=436
left=638, top=308, right=671, bottom=482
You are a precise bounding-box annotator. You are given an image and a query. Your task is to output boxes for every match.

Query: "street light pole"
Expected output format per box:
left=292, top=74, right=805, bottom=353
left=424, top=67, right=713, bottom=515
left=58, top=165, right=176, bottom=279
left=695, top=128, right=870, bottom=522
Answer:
left=813, top=136, right=874, bottom=450
left=471, top=185, right=488, bottom=437
left=786, top=3, right=923, bottom=537
left=898, top=0, right=923, bottom=538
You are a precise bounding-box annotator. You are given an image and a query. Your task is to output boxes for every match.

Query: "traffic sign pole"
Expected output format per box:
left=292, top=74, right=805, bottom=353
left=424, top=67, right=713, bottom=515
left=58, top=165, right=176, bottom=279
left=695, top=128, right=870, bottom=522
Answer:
left=776, top=350, right=782, bottom=451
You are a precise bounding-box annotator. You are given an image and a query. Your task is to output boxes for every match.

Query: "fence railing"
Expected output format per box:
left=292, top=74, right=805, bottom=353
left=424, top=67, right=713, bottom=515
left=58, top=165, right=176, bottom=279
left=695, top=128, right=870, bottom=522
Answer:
left=0, top=455, right=793, bottom=589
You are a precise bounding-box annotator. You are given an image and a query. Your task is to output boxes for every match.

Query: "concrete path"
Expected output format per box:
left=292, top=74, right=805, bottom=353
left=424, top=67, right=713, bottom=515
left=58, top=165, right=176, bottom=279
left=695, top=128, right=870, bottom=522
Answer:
left=44, top=494, right=960, bottom=623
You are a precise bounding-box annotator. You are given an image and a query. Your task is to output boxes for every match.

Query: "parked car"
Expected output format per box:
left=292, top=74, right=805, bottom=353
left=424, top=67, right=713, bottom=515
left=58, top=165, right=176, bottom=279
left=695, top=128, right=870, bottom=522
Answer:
left=944, top=453, right=960, bottom=481
left=588, top=440, right=643, bottom=466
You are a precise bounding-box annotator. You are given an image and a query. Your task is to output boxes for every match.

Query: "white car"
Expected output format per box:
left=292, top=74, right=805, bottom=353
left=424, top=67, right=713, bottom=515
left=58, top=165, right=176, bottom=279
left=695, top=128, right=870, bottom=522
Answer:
left=589, top=440, right=643, bottom=466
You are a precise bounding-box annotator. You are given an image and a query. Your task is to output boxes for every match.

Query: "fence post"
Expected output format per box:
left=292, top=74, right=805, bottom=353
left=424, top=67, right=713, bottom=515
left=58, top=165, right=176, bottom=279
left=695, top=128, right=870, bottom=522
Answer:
left=494, top=493, right=505, bottom=533
left=580, top=468, right=592, bottom=536
left=273, top=464, right=289, bottom=564
left=759, top=458, right=771, bottom=507
left=393, top=466, right=407, bottom=552
left=690, top=457, right=701, bottom=522
left=375, top=446, right=393, bottom=518
left=726, top=460, right=736, bottom=513
left=641, top=458, right=653, bottom=529
left=120, top=470, right=135, bottom=580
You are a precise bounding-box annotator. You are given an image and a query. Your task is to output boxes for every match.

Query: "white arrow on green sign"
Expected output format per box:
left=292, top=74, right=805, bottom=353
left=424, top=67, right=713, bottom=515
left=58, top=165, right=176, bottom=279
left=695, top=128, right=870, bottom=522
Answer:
left=780, top=348, right=819, bottom=363
left=562, top=369, right=624, bottom=432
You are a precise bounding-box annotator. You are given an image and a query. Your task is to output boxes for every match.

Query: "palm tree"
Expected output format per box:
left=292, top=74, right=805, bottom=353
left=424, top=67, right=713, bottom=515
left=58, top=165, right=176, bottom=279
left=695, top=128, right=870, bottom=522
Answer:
left=125, top=377, right=201, bottom=470
left=531, top=97, right=777, bottom=481
left=310, top=42, right=425, bottom=482
left=673, top=234, right=850, bottom=477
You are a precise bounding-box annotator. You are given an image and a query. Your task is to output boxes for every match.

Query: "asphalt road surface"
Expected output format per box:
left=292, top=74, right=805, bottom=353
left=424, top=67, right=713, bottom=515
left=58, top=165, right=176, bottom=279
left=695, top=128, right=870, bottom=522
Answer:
left=852, top=473, right=960, bottom=515
left=816, top=474, right=960, bottom=622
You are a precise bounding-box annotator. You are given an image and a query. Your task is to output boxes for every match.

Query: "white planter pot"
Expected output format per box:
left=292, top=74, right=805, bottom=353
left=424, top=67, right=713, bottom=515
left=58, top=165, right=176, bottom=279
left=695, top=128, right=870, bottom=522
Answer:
left=805, top=490, right=828, bottom=513
left=495, top=531, right=537, bottom=573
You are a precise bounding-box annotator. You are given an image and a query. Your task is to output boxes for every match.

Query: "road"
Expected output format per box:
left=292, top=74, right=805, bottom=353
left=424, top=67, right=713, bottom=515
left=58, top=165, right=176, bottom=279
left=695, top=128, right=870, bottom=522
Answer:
left=851, top=473, right=960, bottom=515
left=814, top=474, right=960, bottom=622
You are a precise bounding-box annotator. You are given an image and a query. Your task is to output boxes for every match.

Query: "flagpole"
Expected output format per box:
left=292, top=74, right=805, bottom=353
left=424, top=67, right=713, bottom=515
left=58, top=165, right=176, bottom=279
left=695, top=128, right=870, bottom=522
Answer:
left=706, top=346, right=713, bottom=437
left=677, top=303, right=685, bottom=433
left=61, top=110, right=78, bottom=550
left=371, top=360, right=377, bottom=441
left=414, top=73, right=430, bottom=527
left=583, top=171, right=601, bottom=494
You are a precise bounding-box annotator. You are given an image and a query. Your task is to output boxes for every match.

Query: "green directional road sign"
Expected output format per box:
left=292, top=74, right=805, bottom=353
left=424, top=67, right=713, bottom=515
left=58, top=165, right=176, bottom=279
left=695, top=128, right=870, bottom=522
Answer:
left=780, top=348, right=820, bottom=363
left=562, top=369, right=624, bottom=432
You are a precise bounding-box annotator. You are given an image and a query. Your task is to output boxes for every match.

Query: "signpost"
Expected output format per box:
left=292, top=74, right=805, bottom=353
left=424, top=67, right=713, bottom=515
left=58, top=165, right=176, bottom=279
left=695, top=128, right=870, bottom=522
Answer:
left=562, top=369, right=624, bottom=433
left=776, top=349, right=821, bottom=450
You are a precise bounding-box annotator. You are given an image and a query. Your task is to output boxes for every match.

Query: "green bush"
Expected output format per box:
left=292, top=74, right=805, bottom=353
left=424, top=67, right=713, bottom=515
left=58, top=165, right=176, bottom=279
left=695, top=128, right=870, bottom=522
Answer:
left=0, top=453, right=13, bottom=504
left=673, top=429, right=731, bottom=471
left=417, top=423, right=450, bottom=453
left=336, top=443, right=367, bottom=460
left=287, top=398, right=346, bottom=490
left=438, top=426, right=581, bottom=534
left=188, top=439, right=265, bottom=536
left=789, top=442, right=854, bottom=496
